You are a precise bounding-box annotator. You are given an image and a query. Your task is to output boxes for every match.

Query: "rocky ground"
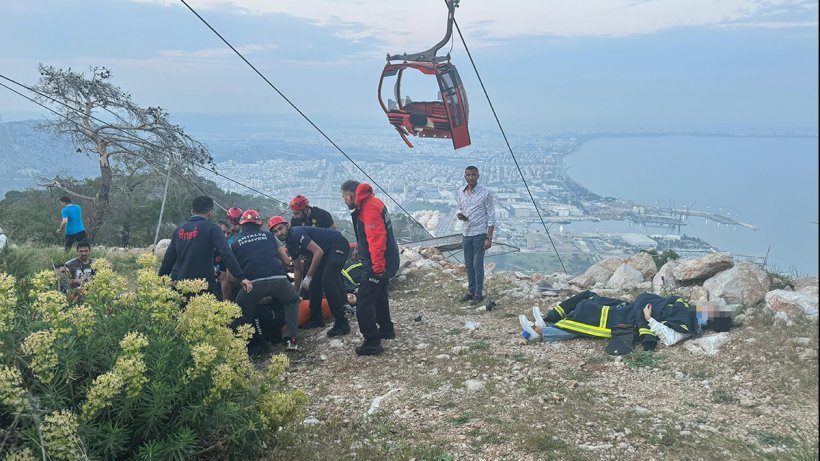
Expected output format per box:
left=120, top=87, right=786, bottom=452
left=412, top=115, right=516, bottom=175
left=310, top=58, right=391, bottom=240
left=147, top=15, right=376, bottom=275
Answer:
left=267, top=253, right=820, bottom=461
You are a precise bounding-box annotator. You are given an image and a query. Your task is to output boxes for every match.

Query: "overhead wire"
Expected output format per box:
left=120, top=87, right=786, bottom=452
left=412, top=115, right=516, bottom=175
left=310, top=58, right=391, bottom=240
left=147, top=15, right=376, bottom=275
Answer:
left=177, top=0, right=435, bottom=240
left=0, top=76, right=221, bottom=211
left=450, top=14, right=567, bottom=274
left=0, top=73, right=288, bottom=209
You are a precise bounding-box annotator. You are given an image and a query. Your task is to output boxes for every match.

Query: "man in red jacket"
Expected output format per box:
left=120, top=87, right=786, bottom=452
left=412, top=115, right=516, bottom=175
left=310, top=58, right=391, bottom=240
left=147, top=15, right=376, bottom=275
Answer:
left=341, top=180, right=400, bottom=356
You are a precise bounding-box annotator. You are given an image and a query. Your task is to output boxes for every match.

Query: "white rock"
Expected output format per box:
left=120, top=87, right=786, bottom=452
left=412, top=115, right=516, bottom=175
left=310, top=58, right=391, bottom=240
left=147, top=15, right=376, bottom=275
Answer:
left=367, top=388, right=400, bottom=415
left=673, top=252, right=734, bottom=284
left=703, top=262, right=770, bottom=307
left=329, top=339, right=344, bottom=348
left=303, top=416, right=320, bottom=425
left=606, top=264, right=644, bottom=290
left=464, top=379, right=485, bottom=393
left=765, top=289, right=819, bottom=320
left=684, top=333, right=730, bottom=355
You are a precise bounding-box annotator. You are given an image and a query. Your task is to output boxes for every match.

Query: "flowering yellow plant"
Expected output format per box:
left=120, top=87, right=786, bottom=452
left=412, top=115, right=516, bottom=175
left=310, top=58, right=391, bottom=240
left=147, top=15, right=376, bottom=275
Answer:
left=42, top=410, right=84, bottom=460
left=0, top=364, right=30, bottom=412
left=21, top=329, right=58, bottom=383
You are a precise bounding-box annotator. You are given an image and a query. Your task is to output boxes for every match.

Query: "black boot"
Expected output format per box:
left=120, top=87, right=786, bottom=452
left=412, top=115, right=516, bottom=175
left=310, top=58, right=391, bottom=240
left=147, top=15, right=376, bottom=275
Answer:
left=355, top=339, right=384, bottom=356
left=327, top=319, right=351, bottom=337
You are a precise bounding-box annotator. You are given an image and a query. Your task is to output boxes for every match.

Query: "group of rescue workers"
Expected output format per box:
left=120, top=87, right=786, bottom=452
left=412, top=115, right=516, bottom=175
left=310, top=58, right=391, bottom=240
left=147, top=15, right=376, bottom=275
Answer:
left=157, top=180, right=398, bottom=356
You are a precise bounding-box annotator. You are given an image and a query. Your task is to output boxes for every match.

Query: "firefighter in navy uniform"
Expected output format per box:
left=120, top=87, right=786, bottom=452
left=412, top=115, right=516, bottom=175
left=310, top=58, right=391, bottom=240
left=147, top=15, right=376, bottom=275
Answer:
left=288, top=195, right=337, bottom=328
left=269, top=216, right=352, bottom=338
left=159, top=196, right=252, bottom=300
left=231, top=210, right=301, bottom=352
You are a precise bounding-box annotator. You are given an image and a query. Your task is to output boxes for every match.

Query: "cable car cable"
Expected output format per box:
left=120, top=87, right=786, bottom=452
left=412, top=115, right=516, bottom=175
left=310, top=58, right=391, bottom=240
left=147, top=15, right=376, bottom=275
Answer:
left=0, top=73, right=289, bottom=208
left=450, top=16, right=567, bottom=274
left=177, top=0, right=434, bottom=239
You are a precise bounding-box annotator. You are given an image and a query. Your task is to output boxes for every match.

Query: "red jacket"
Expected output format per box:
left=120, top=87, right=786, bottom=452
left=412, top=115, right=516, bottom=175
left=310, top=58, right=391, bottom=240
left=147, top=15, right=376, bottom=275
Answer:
left=352, top=183, right=399, bottom=277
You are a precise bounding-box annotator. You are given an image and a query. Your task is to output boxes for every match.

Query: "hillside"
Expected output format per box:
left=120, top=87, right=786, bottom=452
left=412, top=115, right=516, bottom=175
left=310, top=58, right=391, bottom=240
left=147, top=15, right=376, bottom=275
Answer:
left=0, top=120, right=97, bottom=195
left=267, top=249, right=819, bottom=460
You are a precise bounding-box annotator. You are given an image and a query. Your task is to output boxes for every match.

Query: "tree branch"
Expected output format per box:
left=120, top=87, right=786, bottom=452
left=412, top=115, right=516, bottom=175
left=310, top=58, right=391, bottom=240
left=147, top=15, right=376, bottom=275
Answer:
left=43, top=179, right=97, bottom=201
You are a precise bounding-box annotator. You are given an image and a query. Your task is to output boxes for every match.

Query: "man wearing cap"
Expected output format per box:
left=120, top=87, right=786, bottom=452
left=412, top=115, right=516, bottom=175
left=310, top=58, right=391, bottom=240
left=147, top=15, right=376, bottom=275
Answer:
left=159, top=196, right=252, bottom=300
left=232, top=210, right=301, bottom=352
left=270, top=216, right=351, bottom=338
left=288, top=195, right=337, bottom=328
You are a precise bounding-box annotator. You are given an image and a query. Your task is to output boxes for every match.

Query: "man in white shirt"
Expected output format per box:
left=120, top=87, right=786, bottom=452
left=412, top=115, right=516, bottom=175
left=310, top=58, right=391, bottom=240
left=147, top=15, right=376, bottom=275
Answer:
left=456, top=166, right=495, bottom=305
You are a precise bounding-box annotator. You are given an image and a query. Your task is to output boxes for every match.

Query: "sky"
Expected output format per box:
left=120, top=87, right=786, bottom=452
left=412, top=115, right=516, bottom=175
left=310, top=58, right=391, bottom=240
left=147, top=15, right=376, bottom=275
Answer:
left=0, top=0, right=818, bottom=133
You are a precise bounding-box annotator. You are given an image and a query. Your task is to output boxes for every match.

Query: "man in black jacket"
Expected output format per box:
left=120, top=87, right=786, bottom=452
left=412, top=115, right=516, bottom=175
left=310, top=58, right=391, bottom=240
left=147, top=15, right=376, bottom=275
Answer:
left=159, top=196, right=252, bottom=300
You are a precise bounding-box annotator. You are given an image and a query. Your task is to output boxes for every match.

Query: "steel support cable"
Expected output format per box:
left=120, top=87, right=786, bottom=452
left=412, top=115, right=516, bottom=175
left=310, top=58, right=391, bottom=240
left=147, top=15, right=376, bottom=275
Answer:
left=0, top=73, right=288, bottom=208
left=177, top=0, right=434, bottom=239
left=451, top=17, right=567, bottom=274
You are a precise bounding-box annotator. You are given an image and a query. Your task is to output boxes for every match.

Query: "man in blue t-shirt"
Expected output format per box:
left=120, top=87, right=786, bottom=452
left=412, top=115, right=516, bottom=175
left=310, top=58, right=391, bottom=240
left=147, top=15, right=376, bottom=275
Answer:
left=57, top=196, right=87, bottom=251
left=269, top=216, right=351, bottom=338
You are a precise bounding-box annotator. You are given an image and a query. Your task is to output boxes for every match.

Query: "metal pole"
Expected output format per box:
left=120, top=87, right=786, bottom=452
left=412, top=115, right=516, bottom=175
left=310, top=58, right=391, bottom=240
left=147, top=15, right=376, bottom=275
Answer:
left=153, top=155, right=173, bottom=252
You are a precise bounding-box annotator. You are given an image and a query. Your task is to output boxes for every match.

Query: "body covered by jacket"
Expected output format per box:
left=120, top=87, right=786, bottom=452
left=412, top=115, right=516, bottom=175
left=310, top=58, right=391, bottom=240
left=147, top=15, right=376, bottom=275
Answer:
left=545, top=291, right=698, bottom=348
left=350, top=183, right=399, bottom=279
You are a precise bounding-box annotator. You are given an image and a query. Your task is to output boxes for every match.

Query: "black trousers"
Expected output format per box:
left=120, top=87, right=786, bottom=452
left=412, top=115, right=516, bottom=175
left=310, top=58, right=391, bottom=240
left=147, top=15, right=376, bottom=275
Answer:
left=234, top=276, right=300, bottom=339
left=308, top=237, right=350, bottom=323
left=64, top=230, right=87, bottom=251
left=355, top=274, right=393, bottom=342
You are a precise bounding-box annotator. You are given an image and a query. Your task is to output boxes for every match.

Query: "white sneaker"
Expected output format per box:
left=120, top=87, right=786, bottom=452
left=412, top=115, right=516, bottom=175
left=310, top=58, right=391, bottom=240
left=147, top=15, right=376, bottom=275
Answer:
left=532, top=306, right=547, bottom=329
left=519, top=315, right=540, bottom=340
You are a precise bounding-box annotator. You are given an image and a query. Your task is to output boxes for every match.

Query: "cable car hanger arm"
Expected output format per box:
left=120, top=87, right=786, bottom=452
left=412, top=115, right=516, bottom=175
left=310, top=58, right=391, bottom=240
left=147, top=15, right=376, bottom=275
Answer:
left=387, top=0, right=459, bottom=63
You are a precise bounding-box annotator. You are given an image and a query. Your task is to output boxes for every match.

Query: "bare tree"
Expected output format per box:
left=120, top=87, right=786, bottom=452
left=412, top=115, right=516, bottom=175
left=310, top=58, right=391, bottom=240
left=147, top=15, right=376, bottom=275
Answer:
left=34, top=64, right=212, bottom=240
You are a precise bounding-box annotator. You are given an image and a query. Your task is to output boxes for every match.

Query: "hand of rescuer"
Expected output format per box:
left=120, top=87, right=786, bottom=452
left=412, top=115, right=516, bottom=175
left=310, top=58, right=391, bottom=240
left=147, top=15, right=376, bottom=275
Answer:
left=240, top=279, right=253, bottom=293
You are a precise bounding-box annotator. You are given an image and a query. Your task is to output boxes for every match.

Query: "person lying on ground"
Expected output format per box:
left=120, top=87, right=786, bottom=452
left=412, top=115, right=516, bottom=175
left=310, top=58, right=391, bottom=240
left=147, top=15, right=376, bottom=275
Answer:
left=519, top=291, right=731, bottom=348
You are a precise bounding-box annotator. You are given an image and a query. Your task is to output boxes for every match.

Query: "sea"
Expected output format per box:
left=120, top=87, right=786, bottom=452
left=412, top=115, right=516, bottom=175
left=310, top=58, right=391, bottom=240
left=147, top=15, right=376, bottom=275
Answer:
left=563, top=135, right=819, bottom=276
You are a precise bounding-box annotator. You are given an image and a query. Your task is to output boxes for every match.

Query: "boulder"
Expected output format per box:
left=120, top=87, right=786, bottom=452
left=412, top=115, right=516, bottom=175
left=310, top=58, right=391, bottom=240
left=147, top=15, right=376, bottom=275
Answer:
left=599, top=257, right=624, bottom=273
left=703, top=261, right=770, bottom=307
left=153, top=239, right=171, bottom=254
left=676, top=286, right=709, bottom=303
left=626, top=252, right=658, bottom=280
left=652, top=260, right=680, bottom=293
left=606, top=264, right=644, bottom=290
left=673, top=252, right=734, bottom=284
left=684, top=333, right=730, bottom=355
left=794, top=277, right=819, bottom=291
left=402, top=250, right=422, bottom=262
left=584, top=264, right=614, bottom=285
left=765, top=289, right=819, bottom=321
left=570, top=274, right=595, bottom=289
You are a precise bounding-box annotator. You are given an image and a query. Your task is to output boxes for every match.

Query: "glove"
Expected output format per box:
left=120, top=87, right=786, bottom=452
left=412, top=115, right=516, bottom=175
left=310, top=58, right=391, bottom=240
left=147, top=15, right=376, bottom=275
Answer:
left=302, top=275, right=312, bottom=291
left=367, top=273, right=386, bottom=285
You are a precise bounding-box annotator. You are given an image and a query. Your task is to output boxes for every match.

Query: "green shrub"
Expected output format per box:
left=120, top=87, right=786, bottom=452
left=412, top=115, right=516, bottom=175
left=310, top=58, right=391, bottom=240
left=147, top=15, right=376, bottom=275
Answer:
left=642, top=249, right=680, bottom=268
left=623, top=351, right=666, bottom=369
left=0, top=255, right=305, bottom=460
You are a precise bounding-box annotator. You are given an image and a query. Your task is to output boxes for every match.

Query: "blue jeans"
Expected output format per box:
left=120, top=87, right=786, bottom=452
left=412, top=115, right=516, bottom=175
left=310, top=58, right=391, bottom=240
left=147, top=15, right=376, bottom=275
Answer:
left=541, top=326, right=578, bottom=342
left=462, top=233, right=487, bottom=297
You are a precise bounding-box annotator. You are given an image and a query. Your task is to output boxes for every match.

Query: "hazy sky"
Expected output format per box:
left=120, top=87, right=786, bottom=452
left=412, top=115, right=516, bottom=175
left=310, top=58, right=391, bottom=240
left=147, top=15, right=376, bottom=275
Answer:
left=1, top=0, right=817, bottom=133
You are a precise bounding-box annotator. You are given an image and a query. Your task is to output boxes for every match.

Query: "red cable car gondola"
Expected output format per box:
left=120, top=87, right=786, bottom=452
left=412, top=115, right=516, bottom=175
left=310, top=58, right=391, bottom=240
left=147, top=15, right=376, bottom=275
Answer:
left=377, top=0, right=471, bottom=150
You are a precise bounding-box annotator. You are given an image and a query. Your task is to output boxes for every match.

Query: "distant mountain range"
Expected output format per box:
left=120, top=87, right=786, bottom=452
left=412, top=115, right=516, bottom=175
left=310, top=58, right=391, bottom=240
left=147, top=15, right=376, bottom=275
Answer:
left=0, top=120, right=97, bottom=196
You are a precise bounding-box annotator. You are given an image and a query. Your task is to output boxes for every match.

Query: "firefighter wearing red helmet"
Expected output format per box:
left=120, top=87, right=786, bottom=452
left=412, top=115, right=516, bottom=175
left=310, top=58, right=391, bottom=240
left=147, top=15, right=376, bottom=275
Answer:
left=219, top=206, right=244, bottom=301
left=270, top=214, right=352, bottom=338
left=288, top=195, right=336, bottom=329
left=289, top=195, right=335, bottom=229
left=231, top=209, right=302, bottom=352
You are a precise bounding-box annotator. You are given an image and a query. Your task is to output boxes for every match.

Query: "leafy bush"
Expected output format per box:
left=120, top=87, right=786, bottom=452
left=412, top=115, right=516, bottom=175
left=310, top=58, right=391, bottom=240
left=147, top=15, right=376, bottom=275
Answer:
left=641, top=249, right=680, bottom=268
left=0, top=254, right=305, bottom=460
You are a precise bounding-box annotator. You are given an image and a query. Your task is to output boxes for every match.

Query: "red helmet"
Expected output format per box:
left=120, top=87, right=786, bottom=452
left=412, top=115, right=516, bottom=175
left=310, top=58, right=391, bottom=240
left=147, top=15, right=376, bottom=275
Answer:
left=226, top=207, right=243, bottom=224
left=239, top=209, right=262, bottom=225
left=289, top=195, right=309, bottom=211
left=268, top=215, right=287, bottom=229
